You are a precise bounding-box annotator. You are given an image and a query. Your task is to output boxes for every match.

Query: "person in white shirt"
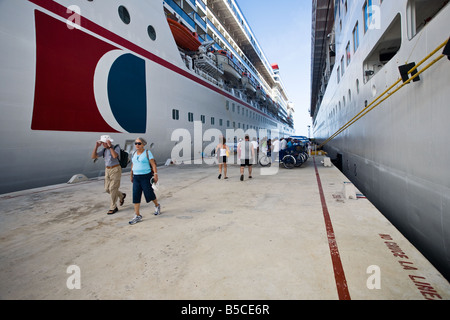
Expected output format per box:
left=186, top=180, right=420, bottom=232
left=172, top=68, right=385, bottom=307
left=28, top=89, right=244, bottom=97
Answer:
left=271, top=137, right=280, bottom=163
left=215, top=136, right=230, bottom=180
left=280, top=138, right=287, bottom=151
left=238, top=135, right=255, bottom=181
left=251, top=137, right=259, bottom=162
left=280, top=138, right=287, bottom=160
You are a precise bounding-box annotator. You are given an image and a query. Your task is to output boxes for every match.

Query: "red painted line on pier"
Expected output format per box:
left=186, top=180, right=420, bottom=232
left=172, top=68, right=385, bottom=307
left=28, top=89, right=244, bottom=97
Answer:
left=313, top=157, right=351, bottom=300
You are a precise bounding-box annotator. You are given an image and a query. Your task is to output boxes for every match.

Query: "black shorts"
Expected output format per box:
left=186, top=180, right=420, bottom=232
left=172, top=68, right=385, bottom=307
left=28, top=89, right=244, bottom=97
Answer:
left=133, top=173, right=156, bottom=204
left=219, top=156, right=227, bottom=164
left=240, top=159, right=253, bottom=167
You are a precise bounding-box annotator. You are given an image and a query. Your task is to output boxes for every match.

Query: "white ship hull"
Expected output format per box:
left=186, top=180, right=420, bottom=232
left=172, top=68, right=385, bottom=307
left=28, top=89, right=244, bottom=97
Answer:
left=0, top=0, right=292, bottom=194
left=312, top=0, right=450, bottom=279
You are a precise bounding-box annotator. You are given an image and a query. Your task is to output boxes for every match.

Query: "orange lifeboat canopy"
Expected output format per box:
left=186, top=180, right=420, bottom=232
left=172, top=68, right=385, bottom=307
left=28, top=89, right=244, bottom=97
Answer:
left=217, top=50, right=233, bottom=59
left=167, top=18, right=201, bottom=51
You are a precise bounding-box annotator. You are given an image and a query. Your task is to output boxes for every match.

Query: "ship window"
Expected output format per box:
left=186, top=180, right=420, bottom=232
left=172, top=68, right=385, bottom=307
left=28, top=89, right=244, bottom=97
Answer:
left=147, top=25, right=156, bottom=41
left=407, top=0, right=449, bottom=39
left=172, top=109, right=179, bottom=120
left=353, top=22, right=360, bottom=52
left=211, top=117, right=215, bottom=125
left=118, top=6, right=131, bottom=25
left=188, top=112, right=194, bottom=122
left=363, top=0, right=373, bottom=33
left=363, top=14, right=401, bottom=83
left=346, top=42, right=351, bottom=66
left=201, top=115, right=206, bottom=124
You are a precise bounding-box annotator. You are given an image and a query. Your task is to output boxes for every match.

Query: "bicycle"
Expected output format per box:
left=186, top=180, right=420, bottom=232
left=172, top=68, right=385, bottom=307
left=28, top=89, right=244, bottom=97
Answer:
left=281, top=145, right=309, bottom=169
left=258, top=152, right=271, bottom=167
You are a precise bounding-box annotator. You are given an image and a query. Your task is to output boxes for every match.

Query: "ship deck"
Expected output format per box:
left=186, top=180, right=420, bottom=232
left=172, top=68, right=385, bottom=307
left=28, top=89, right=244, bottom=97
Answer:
left=1, top=156, right=449, bottom=301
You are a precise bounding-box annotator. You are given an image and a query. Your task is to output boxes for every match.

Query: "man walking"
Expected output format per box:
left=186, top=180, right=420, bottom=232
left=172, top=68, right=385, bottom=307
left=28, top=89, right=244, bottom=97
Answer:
left=91, top=135, right=126, bottom=214
left=238, top=135, right=255, bottom=181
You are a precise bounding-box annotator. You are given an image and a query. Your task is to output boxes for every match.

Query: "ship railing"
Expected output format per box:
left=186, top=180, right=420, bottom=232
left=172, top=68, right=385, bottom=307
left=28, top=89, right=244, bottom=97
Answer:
left=184, top=69, right=283, bottom=124
left=164, top=0, right=196, bottom=31
left=194, top=68, right=219, bottom=86
left=184, top=0, right=196, bottom=11
left=197, top=0, right=206, bottom=12
left=194, top=53, right=224, bottom=76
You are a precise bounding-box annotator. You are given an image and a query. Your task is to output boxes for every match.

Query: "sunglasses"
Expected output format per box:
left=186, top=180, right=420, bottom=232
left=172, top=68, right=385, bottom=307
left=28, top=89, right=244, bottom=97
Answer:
left=134, top=142, right=142, bottom=145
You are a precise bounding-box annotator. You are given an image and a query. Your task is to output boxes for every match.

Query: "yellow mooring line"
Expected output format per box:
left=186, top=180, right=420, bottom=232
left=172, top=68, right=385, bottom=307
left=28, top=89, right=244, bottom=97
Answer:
left=318, top=38, right=449, bottom=149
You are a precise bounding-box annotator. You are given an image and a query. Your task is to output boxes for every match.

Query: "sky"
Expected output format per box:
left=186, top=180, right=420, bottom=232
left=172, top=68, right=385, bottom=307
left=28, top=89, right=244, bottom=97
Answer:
left=235, top=0, right=313, bottom=137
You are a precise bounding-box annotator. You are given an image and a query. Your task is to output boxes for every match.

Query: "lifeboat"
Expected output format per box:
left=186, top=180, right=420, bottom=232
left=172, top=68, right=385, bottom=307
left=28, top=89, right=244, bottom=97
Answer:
left=214, top=50, right=242, bottom=80
left=256, top=85, right=266, bottom=101
left=241, top=72, right=256, bottom=93
left=167, top=18, right=201, bottom=51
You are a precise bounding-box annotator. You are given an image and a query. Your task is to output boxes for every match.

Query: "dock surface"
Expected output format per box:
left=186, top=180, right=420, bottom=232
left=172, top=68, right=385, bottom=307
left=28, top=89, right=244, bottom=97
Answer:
left=1, top=156, right=449, bottom=300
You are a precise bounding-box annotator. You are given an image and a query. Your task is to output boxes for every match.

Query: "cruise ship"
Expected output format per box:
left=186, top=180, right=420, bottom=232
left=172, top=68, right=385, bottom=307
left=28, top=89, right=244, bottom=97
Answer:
left=311, top=0, right=450, bottom=279
left=0, top=0, right=294, bottom=194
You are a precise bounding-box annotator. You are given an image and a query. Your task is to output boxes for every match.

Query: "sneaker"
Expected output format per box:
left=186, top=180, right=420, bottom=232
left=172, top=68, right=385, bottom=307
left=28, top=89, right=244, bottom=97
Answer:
left=129, top=214, right=142, bottom=225
left=218, top=174, right=222, bottom=179
left=154, top=204, right=161, bottom=216
left=240, top=175, right=244, bottom=181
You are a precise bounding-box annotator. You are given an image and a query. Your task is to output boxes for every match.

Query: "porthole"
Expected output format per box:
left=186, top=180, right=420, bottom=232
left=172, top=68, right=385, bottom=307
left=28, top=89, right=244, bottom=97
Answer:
left=147, top=25, right=156, bottom=41
left=118, top=6, right=130, bottom=25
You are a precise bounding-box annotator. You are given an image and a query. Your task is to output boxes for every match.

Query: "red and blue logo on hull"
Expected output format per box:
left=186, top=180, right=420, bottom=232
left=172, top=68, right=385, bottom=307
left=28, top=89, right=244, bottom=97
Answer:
left=31, top=10, right=147, bottom=133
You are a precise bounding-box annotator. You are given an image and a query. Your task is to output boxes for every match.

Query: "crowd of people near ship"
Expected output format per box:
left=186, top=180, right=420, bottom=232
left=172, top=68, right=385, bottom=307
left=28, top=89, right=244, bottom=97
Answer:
left=92, top=134, right=310, bottom=225
left=218, top=136, right=309, bottom=163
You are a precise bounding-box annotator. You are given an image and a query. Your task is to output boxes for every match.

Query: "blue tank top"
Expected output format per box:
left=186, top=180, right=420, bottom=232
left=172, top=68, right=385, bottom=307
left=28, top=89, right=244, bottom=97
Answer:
left=132, top=150, right=154, bottom=175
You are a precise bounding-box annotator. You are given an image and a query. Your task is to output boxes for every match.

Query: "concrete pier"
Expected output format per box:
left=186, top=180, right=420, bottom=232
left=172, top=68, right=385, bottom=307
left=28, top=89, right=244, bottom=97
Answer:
left=0, top=156, right=449, bottom=300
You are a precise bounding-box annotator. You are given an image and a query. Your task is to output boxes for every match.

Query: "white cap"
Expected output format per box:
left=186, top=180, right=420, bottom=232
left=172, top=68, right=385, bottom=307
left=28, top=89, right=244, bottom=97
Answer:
left=99, top=135, right=114, bottom=143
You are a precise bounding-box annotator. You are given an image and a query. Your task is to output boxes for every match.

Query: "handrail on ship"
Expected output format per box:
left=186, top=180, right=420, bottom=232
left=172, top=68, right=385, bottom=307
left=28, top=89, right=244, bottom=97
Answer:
left=318, top=38, right=449, bottom=149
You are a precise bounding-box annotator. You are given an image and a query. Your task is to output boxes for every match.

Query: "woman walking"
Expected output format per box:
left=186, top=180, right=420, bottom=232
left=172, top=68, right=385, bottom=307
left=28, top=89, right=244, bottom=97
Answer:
left=129, top=137, right=161, bottom=225
left=215, top=136, right=230, bottom=179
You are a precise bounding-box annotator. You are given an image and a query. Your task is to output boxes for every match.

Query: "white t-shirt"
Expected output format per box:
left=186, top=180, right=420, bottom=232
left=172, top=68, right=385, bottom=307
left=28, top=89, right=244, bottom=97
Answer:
left=272, top=140, right=280, bottom=152
left=219, top=146, right=227, bottom=157
left=239, top=141, right=253, bottom=160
